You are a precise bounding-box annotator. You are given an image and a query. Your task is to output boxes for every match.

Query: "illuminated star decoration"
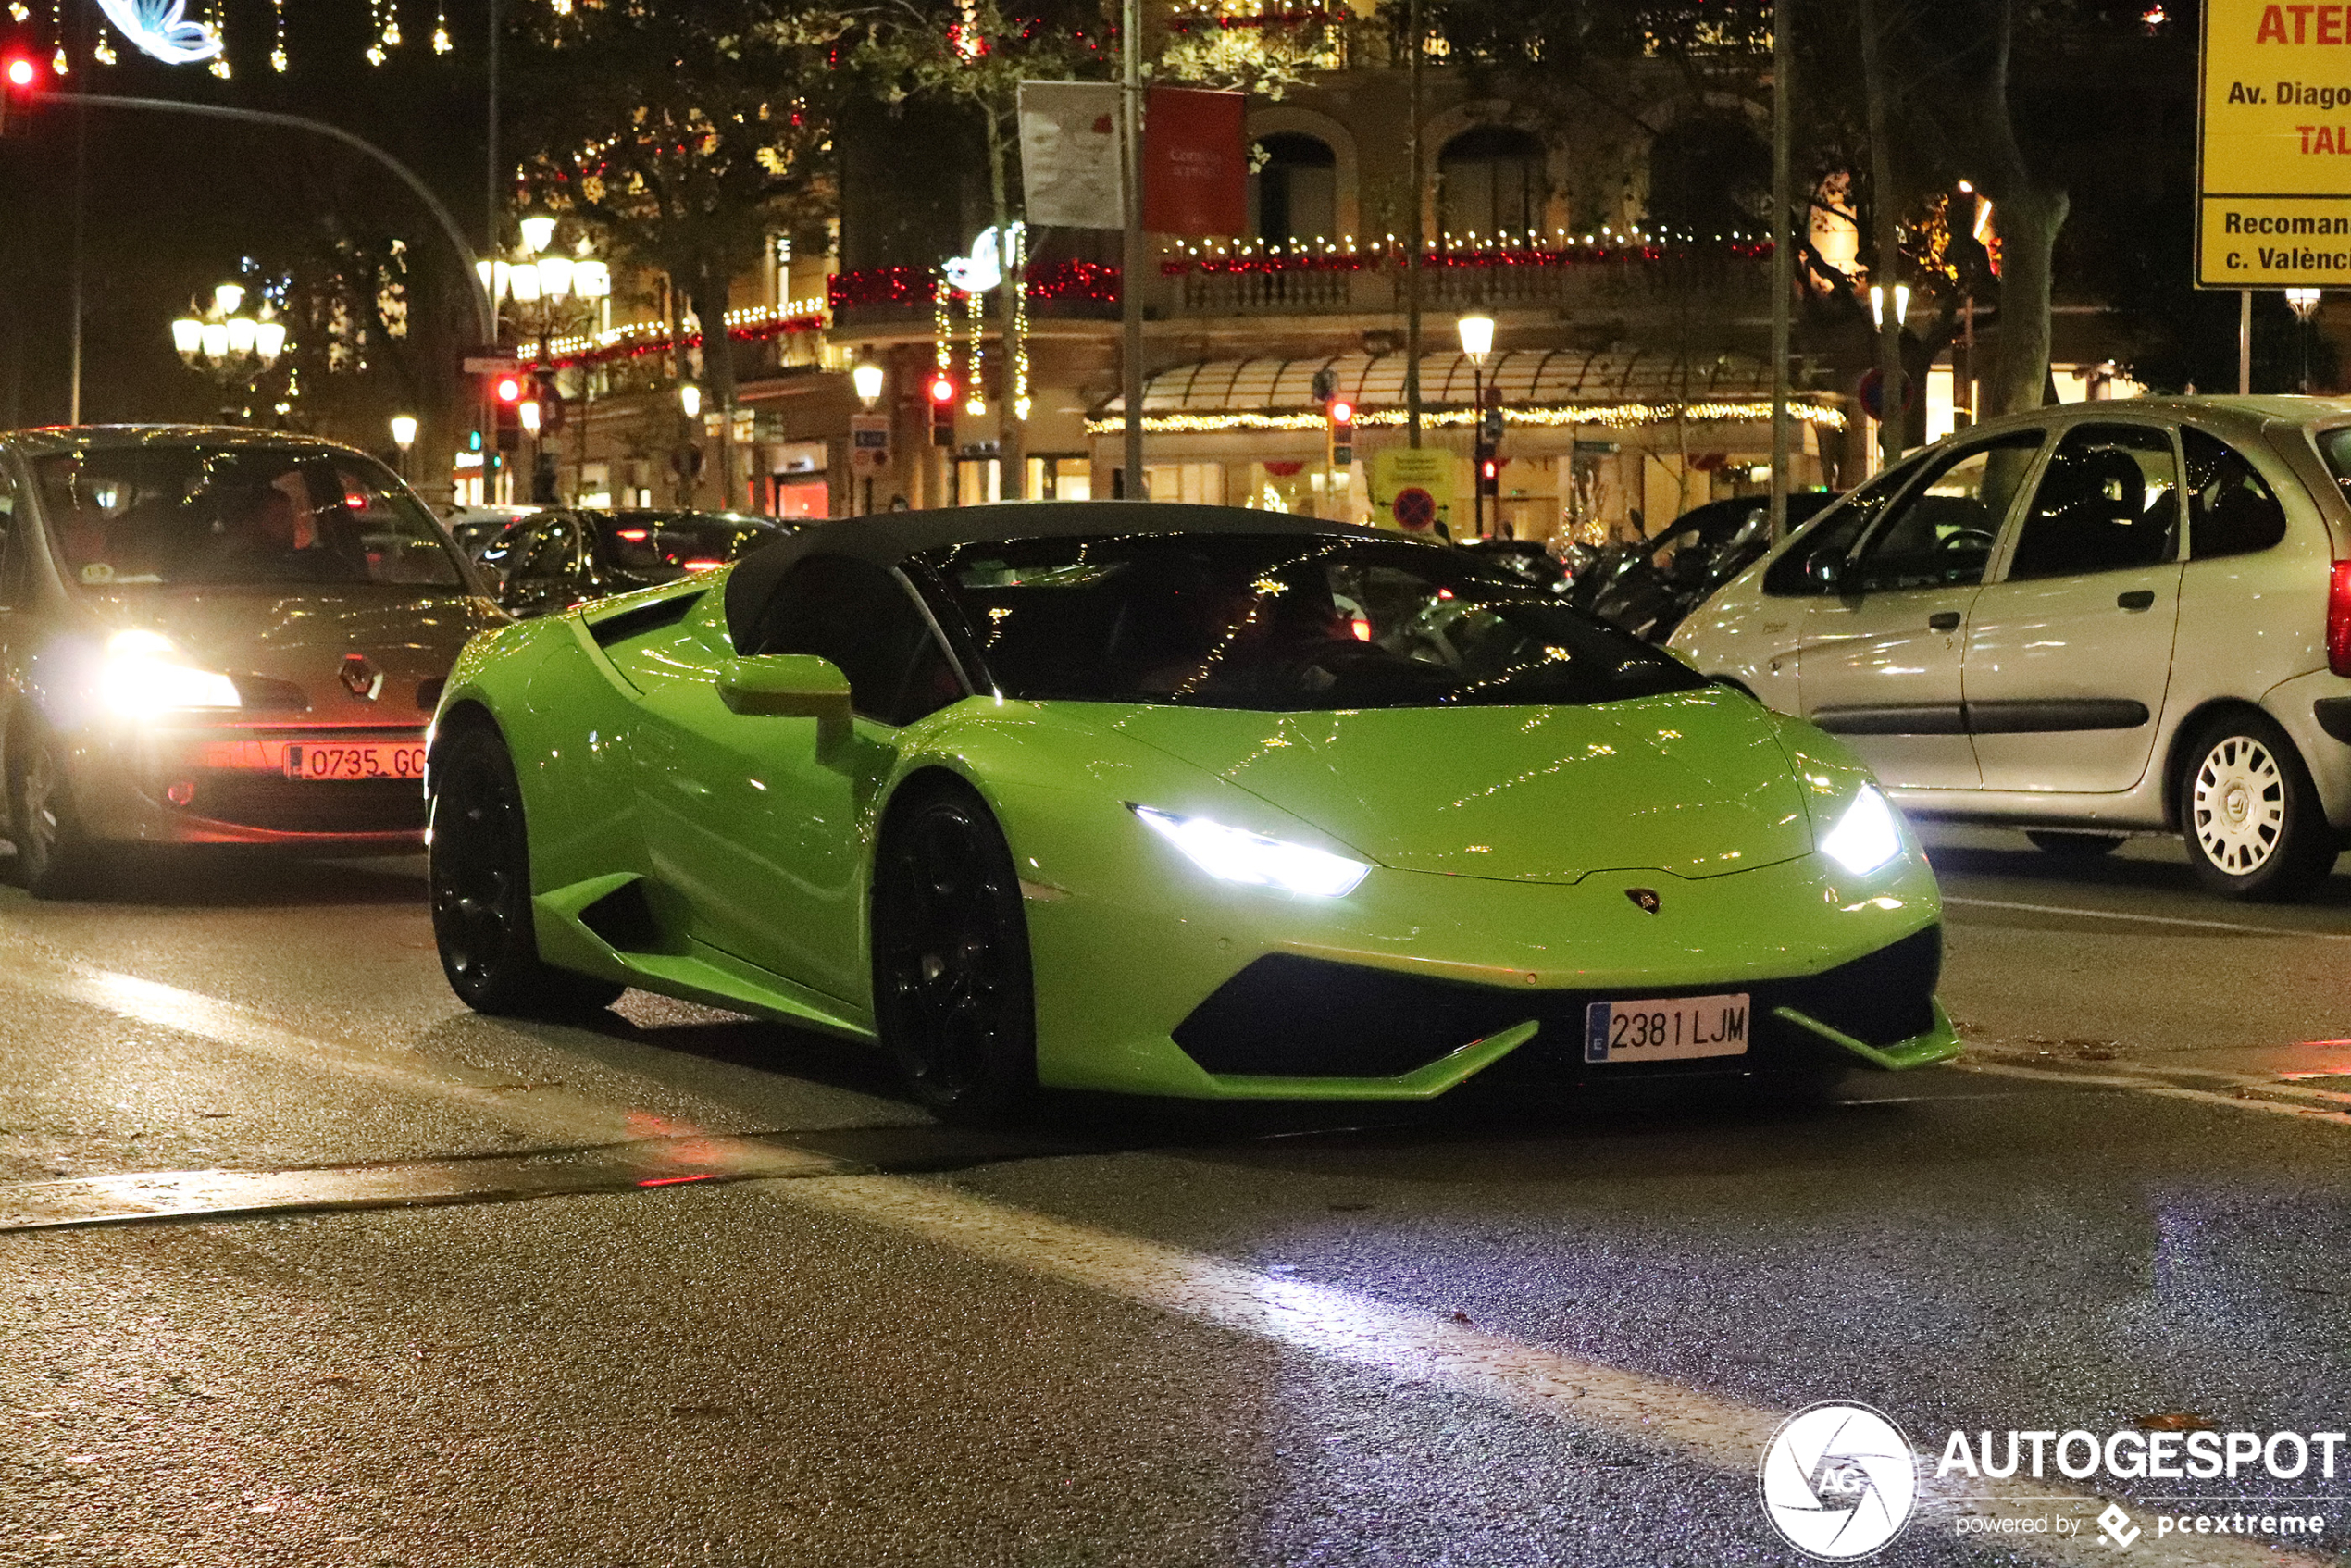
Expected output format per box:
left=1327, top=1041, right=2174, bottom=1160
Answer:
left=92, top=0, right=223, bottom=63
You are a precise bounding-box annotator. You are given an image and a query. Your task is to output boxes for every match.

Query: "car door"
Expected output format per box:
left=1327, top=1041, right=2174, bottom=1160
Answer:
left=1796, top=428, right=2047, bottom=789
left=1963, top=421, right=2185, bottom=794
left=631, top=554, right=964, bottom=1001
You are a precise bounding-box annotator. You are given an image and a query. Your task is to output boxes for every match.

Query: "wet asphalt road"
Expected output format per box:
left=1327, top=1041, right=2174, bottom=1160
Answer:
left=3, top=828, right=2350, bottom=1567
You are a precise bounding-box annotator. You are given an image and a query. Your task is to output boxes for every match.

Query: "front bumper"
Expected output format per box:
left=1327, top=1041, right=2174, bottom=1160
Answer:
left=68, top=723, right=429, bottom=849
left=1021, top=846, right=1957, bottom=1101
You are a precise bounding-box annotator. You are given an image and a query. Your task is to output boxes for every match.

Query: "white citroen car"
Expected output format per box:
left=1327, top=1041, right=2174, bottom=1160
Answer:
left=1670, top=396, right=2351, bottom=901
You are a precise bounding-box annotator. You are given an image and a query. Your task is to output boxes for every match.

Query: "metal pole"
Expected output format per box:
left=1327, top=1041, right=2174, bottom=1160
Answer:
left=1767, top=0, right=1793, bottom=542
left=2239, top=289, right=2253, bottom=394
left=68, top=24, right=87, bottom=425
left=1471, top=358, right=1484, bottom=537
left=1857, top=0, right=1903, bottom=468
left=1119, top=0, right=1144, bottom=499
left=1404, top=0, right=1424, bottom=448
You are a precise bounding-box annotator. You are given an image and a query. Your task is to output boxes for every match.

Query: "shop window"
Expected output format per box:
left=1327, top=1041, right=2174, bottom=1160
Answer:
left=1438, top=126, right=1543, bottom=238
left=1251, top=133, right=1337, bottom=248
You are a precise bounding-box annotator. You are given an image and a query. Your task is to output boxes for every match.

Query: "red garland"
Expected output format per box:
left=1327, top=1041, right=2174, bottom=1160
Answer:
left=1163, top=240, right=1771, bottom=277
left=826, top=265, right=939, bottom=312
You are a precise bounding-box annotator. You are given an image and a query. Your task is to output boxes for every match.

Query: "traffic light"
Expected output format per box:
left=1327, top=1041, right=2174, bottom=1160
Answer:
left=928, top=372, right=956, bottom=447
left=2, top=53, right=43, bottom=139
left=1477, top=455, right=1500, bottom=498
left=491, top=374, right=524, bottom=451
left=1474, top=400, right=1502, bottom=498
left=1327, top=397, right=1354, bottom=469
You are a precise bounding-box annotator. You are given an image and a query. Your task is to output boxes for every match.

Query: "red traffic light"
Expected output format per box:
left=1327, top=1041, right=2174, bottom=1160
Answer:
left=927, top=374, right=956, bottom=404
left=4, top=56, right=37, bottom=90
left=1327, top=399, right=1353, bottom=426
left=495, top=376, right=523, bottom=404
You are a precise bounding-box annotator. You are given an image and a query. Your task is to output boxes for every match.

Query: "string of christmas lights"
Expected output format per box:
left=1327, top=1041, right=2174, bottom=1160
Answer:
left=1088, top=402, right=1849, bottom=436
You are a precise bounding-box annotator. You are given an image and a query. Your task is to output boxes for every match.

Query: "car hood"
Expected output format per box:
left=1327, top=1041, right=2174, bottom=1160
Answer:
left=1084, top=688, right=1816, bottom=883
left=81, top=589, right=504, bottom=722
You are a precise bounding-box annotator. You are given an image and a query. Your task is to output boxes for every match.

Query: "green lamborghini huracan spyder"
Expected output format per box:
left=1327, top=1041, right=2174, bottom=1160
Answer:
left=425, top=503, right=1958, bottom=1119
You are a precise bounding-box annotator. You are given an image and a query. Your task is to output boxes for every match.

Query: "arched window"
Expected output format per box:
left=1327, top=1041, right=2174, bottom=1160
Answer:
left=1644, top=116, right=1771, bottom=241
left=1437, top=126, right=1543, bottom=239
left=1250, top=133, right=1337, bottom=248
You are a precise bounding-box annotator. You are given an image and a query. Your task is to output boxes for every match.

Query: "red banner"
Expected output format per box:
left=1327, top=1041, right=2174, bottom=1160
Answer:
left=1143, top=87, right=1247, bottom=237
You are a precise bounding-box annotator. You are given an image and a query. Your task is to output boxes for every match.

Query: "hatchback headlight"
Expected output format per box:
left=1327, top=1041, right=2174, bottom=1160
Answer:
left=1821, top=785, right=1903, bottom=876
left=1130, top=804, right=1370, bottom=898
left=100, top=629, right=242, bottom=717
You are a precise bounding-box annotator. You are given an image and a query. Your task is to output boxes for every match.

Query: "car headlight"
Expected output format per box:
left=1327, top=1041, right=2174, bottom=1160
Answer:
left=1129, top=804, right=1371, bottom=898
left=1820, top=785, right=1903, bottom=876
left=100, top=629, right=243, bottom=717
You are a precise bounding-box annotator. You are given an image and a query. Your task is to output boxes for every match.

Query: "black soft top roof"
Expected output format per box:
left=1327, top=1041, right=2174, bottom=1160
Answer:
left=722, top=501, right=1400, bottom=650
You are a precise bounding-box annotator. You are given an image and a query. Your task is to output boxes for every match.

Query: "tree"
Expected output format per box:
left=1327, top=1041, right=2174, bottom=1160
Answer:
left=511, top=0, right=852, bottom=507
left=856, top=1, right=1118, bottom=498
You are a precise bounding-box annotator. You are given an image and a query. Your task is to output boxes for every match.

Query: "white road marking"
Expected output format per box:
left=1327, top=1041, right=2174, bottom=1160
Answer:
left=1945, top=894, right=2351, bottom=941
left=0, top=955, right=2326, bottom=1566
left=1959, top=1059, right=2351, bottom=1127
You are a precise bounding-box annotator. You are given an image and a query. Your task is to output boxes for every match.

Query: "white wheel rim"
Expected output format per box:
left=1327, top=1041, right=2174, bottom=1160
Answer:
left=2192, top=735, right=2287, bottom=876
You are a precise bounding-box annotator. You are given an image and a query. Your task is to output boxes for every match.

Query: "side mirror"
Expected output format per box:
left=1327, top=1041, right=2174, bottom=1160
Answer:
left=716, top=654, right=852, bottom=745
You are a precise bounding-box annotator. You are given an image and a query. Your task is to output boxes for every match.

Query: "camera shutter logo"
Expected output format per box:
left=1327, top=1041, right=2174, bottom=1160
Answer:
left=1759, top=1401, right=1919, bottom=1559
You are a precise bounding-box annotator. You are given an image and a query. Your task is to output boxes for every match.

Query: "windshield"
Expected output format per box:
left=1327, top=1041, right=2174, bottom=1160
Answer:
left=601, top=512, right=782, bottom=580
left=32, top=443, right=466, bottom=591
left=922, top=532, right=1710, bottom=711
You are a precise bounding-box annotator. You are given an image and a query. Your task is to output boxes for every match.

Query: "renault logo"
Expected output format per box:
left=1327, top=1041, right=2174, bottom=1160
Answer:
left=1625, top=888, right=1661, bottom=915
left=339, top=653, right=383, bottom=701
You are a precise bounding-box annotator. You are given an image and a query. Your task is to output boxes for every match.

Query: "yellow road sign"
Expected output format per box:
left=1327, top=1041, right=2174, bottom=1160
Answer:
left=2199, top=0, right=2351, bottom=285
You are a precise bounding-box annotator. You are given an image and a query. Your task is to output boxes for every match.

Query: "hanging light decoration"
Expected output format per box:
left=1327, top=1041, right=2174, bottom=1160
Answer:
left=270, top=0, right=287, bottom=70
left=1010, top=225, right=1031, bottom=422
left=432, top=1, right=452, bottom=53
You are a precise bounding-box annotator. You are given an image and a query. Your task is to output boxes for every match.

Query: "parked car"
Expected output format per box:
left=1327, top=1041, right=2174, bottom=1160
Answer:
left=1455, top=536, right=1573, bottom=594
left=427, top=502, right=1955, bottom=1121
left=1581, top=492, right=1843, bottom=641
left=442, top=504, right=541, bottom=561
left=0, top=426, right=504, bottom=894
left=475, top=507, right=790, bottom=618
left=1670, top=396, right=2351, bottom=900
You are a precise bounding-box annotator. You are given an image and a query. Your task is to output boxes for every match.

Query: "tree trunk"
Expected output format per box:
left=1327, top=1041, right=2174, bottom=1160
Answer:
left=668, top=277, right=698, bottom=508
left=1983, top=181, right=2067, bottom=417
left=1857, top=0, right=1905, bottom=467
left=691, top=263, right=740, bottom=512
left=986, top=112, right=1025, bottom=501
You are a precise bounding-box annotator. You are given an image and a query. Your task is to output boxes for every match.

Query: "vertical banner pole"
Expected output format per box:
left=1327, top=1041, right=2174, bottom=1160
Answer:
left=1120, top=0, right=1145, bottom=499
left=1768, top=0, right=1793, bottom=542
left=1404, top=0, right=1424, bottom=449
left=2239, top=289, right=2253, bottom=394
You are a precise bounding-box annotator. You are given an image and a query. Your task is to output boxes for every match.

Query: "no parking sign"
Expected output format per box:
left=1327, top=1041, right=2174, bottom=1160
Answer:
left=1370, top=448, right=1462, bottom=535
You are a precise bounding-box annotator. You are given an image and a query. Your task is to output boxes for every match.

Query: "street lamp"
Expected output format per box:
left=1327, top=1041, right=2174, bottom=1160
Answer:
left=482, top=220, right=613, bottom=504
left=679, top=383, right=703, bottom=419
left=852, top=359, right=886, bottom=409
left=2288, top=288, right=2323, bottom=392
left=1458, top=311, right=1497, bottom=538
left=390, top=413, right=418, bottom=480
left=172, top=282, right=289, bottom=424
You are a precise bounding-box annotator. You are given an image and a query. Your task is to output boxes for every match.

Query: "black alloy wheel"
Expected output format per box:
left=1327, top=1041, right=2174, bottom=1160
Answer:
left=2178, top=711, right=2340, bottom=902
left=870, top=781, right=1038, bottom=1124
left=428, top=722, right=623, bottom=1017
left=10, top=728, right=100, bottom=900
left=2024, top=830, right=2127, bottom=859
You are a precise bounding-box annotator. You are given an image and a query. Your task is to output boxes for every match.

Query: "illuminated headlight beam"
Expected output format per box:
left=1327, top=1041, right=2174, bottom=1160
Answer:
left=1821, top=785, right=1904, bottom=876
left=1129, top=804, right=1370, bottom=898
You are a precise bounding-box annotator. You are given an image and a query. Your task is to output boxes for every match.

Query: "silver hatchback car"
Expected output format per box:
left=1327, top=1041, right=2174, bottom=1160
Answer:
left=1670, top=396, right=2351, bottom=901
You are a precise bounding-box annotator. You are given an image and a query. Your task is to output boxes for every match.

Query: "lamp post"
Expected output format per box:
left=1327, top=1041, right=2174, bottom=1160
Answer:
left=2288, top=288, right=2323, bottom=392
left=390, top=413, right=418, bottom=481
left=479, top=218, right=611, bottom=504
left=1458, top=310, right=1495, bottom=538
left=171, top=282, right=289, bottom=424
left=852, top=359, right=885, bottom=410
